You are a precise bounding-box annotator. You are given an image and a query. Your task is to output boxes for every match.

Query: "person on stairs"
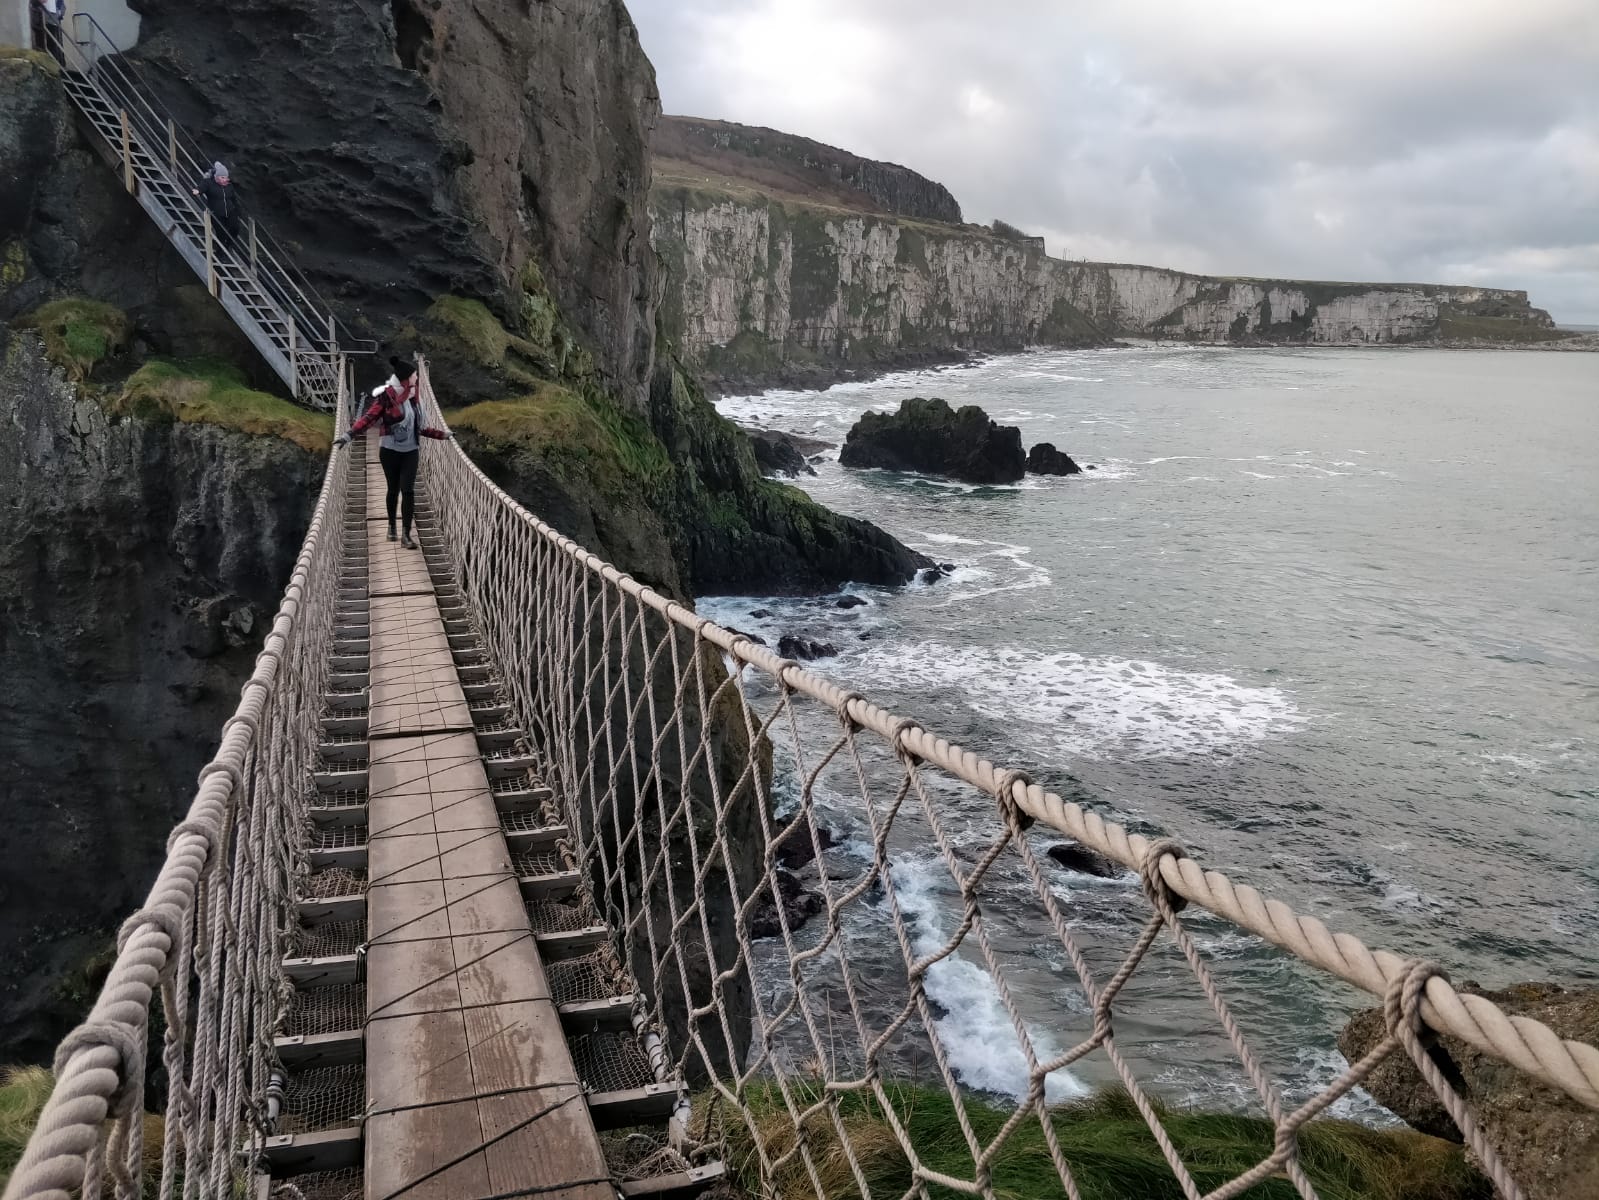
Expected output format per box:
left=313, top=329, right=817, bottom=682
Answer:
left=334, top=357, right=449, bottom=549
left=192, top=162, right=242, bottom=243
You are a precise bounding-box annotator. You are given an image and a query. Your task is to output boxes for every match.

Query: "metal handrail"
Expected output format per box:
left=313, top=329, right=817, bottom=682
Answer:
left=57, top=12, right=376, bottom=356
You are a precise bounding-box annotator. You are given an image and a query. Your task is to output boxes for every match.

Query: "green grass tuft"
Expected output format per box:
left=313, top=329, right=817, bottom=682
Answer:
left=451, top=380, right=671, bottom=496
left=21, top=298, right=130, bottom=379
left=708, top=1083, right=1488, bottom=1200
left=112, top=358, right=333, bottom=453
left=1, top=1066, right=166, bottom=1194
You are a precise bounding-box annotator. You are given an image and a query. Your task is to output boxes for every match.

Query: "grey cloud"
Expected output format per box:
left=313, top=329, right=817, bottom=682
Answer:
left=628, top=0, right=1599, bottom=321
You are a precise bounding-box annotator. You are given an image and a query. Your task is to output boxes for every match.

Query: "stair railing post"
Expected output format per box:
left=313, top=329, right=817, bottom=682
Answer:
left=327, top=315, right=337, bottom=352
left=203, top=210, right=218, bottom=297
left=248, top=218, right=259, bottom=282
left=167, top=118, right=178, bottom=170
left=289, top=324, right=299, bottom=401
left=119, top=111, right=135, bottom=194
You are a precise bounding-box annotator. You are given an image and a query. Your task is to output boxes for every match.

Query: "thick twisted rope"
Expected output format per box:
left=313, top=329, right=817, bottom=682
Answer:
left=414, top=361, right=1599, bottom=1115
left=4, top=366, right=353, bottom=1200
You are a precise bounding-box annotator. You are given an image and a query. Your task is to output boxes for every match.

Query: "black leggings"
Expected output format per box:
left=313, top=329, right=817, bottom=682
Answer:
left=379, top=446, right=420, bottom=533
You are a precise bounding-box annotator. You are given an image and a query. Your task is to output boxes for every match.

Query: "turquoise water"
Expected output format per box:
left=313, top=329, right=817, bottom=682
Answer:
left=705, top=345, right=1599, bottom=1111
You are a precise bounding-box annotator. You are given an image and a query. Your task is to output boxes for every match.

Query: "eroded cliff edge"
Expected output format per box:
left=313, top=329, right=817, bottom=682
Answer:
left=650, top=120, right=1569, bottom=392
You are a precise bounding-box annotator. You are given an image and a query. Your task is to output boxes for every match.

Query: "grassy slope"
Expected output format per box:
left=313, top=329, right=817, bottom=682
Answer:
left=716, top=1084, right=1487, bottom=1200
left=112, top=358, right=333, bottom=453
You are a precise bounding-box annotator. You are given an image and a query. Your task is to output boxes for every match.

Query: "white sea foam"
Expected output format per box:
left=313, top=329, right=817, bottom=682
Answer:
left=846, top=643, right=1305, bottom=760
left=891, top=857, right=1086, bottom=1102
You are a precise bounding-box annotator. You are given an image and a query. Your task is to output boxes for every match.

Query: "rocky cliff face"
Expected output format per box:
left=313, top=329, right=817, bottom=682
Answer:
left=655, top=116, right=963, bottom=223
left=0, top=332, right=323, bottom=1060
left=125, top=0, right=660, bottom=409
left=651, top=186, right=1563, bottom=391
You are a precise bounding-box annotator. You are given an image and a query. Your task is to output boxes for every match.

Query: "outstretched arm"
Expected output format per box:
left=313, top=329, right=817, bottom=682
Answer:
left=421, top=426, right=451, bottom=441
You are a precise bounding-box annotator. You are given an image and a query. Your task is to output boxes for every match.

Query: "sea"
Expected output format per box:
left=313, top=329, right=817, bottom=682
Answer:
left=698, top=343, right=1599, bottom=1118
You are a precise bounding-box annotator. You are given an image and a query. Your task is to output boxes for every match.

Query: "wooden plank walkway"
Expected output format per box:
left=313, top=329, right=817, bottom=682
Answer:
left=359, top=449, right=612, bottom=1200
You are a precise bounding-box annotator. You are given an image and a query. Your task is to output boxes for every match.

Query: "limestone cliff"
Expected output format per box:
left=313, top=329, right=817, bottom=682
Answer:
left=650, top=136, right=1565, bottom=390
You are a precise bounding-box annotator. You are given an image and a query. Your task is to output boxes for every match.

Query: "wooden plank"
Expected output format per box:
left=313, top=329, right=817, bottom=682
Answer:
left=479, top=1085, right=613, bottom=1200
left=557, top=995, right=639, bottom=1033
left=618, top=1163, right=727, bottom=1199
left=366, top=1101, right=491, bottom=1200
left=585, top=1083, right=681, bottom=1131
left=263, top=1127, right=363, bottom=1174
left=282, top=954, right=360, bottom=987
left=298, top=896, right=366, bottom=925
left=275, top=1029, right=363, bottom=1068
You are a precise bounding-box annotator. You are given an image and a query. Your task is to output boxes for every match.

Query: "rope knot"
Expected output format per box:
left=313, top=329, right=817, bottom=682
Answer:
left=831, top=689, right=866, bottom=728
left=886, top=717, right=922, bottom=762
left=54, top=1018, right=147, bottom=1118
left=991, top=768, right=1035, bottom=832
left=167, top=815, right=225, bottom=871
left=116, top=906, right=186, bottom=973
left=1383, top=958, right=1447, bottom=1042
left=1137, top=837, right=1189, bottom=915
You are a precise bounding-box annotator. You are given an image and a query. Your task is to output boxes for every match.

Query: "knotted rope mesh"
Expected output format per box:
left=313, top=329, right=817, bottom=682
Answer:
left=4, top=362, right=353, bottom=1200
left=9, top=358, right=1598, bottom=1200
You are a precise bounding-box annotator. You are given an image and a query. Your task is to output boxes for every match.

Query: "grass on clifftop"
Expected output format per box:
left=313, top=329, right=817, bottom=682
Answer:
left=450, top=380, right=671, bottom=497
left=711, top=1084, right=1487, bottom=1200
left=22, top=299, right=130, bottom=379
left=112, top=358, right=333, bottom=453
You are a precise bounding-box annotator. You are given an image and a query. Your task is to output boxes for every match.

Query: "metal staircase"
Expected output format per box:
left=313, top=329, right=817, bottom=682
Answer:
left=42, top=13, right=374, bottom=409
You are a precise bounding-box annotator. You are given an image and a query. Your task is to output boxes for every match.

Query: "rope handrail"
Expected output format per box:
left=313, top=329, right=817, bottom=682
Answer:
left=411, top=361, right=1599, bottom=1117
left=2, top=361, right=353, bottom=1200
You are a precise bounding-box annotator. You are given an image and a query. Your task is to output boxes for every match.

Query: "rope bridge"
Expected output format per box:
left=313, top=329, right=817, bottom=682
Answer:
left=7, top=359, right=1596, bottom=1200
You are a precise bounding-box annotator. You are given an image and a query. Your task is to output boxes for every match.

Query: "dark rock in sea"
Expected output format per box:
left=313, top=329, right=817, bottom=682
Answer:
left=1086, top=464, right=1099, bottom=471
left=840, top=397, right=1026, bottom=484
left=1046, top=842, right=1123, bottom=878
left=1026, top=443, right=1083, bottom=475
left=747, top=428, right=817, bottom=478
left=917, top=564, right=954, bottom=585
left=778, top=635, right=838, bottom=661
left=749, top=868, right=826, bottom=939
left=940, top=562, right=957, bottom=572
left=836, top=595, right=868, bottom=609
left=1339, top=981, right=1599, bottom=1200
left=749, top=608, right=773, bottom=618
left=772, top=815, right=839, bottom=870
left=727, top=627, right=766, bottom=647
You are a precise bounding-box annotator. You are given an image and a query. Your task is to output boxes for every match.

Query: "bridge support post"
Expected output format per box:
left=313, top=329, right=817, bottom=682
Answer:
left=203, top=210, right=218, bottom=297
left=119, top=110, right=134, bottom=194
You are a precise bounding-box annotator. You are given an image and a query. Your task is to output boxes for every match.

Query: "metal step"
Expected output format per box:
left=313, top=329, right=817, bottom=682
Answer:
left=617, top=1164, right=728, bottom=1200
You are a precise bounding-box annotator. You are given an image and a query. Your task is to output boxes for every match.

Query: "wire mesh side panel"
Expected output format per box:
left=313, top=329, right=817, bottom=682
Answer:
left=4, top=374, right=354, bottom=1200
left=411, top=365, right=1571, bottom=1200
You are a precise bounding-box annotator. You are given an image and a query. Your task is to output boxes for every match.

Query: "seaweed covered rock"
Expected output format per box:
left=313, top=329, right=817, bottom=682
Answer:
left=841, top=397, right=1025, bottom=484
left=1027, top=443, right=1082, bottom=475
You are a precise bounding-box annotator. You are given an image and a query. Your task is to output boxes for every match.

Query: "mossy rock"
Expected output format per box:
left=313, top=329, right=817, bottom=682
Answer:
left=110, top=358, right=334, bottom=453
left=450, top=380, right=670, bottom=499
left=20, top=298, right=130, bottom=380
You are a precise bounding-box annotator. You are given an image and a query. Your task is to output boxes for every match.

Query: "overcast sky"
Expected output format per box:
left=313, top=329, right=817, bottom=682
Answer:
left=629, top=0, right=1599, bottom=323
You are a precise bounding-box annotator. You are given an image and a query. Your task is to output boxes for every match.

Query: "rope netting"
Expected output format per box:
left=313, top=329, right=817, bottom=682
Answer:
left=9, top=355, right=1598, bottom=1200
left=411, top=363, right=1596, bottom=1200
left=4, top=365, right=353, bottom=1200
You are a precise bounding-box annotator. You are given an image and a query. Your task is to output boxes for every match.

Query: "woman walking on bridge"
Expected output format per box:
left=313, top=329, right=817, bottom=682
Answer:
left=334, top=358, right=449, bottom=549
